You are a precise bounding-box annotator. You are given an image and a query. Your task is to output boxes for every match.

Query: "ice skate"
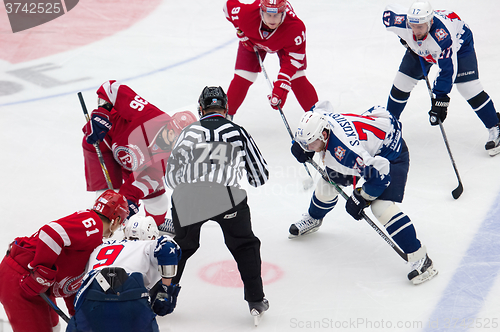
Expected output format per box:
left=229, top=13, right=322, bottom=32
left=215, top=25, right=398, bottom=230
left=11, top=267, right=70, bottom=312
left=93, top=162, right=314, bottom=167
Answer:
left=248, top=298, right=269, bottom=326
left=158, top=218, right=175, bottom=236
left=408, top=254, right=438, bottom=285
left=485, top=123, right=500, bottom=156
left=288, top=213, right=323, bottom=239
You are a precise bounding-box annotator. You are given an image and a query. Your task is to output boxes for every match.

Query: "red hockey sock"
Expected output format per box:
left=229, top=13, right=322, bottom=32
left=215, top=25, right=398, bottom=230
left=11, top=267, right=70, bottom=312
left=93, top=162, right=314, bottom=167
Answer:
left=291, top=76, right=319, bottom=112
left=227, top=74, right=253, bottom=116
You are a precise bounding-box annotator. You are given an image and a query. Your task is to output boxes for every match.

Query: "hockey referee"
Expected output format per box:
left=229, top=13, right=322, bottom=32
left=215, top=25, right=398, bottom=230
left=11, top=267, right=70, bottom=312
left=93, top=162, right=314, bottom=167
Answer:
left=165, top=86, right=270, bottom=321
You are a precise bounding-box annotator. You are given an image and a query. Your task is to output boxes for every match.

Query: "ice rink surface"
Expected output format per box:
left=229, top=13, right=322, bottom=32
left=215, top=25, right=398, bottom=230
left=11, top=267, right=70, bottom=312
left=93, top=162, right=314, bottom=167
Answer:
left=1, top=0, right=500, bottom=331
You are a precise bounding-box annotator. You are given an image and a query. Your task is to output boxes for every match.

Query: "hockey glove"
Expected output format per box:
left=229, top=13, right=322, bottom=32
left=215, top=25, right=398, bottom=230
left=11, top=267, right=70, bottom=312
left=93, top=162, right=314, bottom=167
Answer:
left=127, top=200, right=140, bottom=220
left=154, top=236, right=181, bottom=266
left=83, top=107, right=112, bottom=144
left=236, top=29, right=255, bottom=52
left=345, top=188, right=370, bottom=221
left=150, top=281, right=181, bottom=316
left=291, top=141, right=314, bottom=163
left=268, top=78, right=291, bottom=110
left=20, top=265, right=57, bottom=297
left=428, top=95, right=450, bottom=126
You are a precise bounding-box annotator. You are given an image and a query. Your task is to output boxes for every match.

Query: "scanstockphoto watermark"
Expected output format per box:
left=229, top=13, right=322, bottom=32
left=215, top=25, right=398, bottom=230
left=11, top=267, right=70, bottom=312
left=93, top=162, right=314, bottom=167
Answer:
left=290, top=318, right=424, bottom=330
left=4, top=0, right=79, bottom=33
left=289, top=317, right=500, bottom=329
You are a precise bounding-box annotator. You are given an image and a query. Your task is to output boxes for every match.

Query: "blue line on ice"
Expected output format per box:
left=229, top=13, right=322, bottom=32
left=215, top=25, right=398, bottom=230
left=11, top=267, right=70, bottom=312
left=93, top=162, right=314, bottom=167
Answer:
left=423, top=193, right=500, bottom=331
left=0, top=38, right=235, bottom=108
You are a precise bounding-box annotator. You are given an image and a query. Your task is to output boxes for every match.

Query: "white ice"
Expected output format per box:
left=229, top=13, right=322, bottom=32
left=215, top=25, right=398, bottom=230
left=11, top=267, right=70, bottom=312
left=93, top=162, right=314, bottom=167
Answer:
left=1, top=0, right=499, bottom=331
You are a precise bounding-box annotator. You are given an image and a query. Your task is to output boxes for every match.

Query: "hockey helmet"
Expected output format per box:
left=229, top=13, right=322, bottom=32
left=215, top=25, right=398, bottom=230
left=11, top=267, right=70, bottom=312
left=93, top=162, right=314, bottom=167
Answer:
left=295, top=106, right=331, bottom=152
left=170, top=110, right=197, bottom=135
left=92, top=190, right=129, bottom=224
left=124, top=215, right=159, bottom=240
left=198, top=86, right=228, bottom=110
left=260, top=0, right=287, bottom=14
left=407, top=2, right=433, bottom=29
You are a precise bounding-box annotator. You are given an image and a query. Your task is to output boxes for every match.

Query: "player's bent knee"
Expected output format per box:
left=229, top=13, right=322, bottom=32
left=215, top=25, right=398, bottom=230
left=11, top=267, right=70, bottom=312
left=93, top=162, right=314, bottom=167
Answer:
left=314, top=178, right=340, bottom=203
left=235, top=70, right=258, bottom=83
left=393, top=71, right=418, bottom=93
left=370, top=200, right=401, bottom=226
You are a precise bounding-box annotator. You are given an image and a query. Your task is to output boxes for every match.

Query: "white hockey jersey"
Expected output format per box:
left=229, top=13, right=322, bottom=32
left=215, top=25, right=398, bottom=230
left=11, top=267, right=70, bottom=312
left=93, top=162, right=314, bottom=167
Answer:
left=383, top=4, right=474, bottom=96
left=85, top=236, right=172, bottom=289
left=314, top=101, right=402, bottom=198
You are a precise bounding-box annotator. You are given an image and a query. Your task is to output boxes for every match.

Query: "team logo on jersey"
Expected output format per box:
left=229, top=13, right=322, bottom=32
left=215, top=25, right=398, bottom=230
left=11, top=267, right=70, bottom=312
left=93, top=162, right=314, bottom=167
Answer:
left=53, top=272, right=86, bottom=297
left=113, top=144, right=145, bottom=171
left=334, top=146, right=346, bottom=161
left=435, top=29, right=448, bottom=41
left=394, top=15, right=405, bottom=25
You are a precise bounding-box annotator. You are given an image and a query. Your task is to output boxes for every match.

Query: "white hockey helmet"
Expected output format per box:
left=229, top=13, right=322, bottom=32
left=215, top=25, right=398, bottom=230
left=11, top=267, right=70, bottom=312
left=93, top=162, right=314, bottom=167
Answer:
left=124, top=215, right=159, bottom=240
left=407, top=2, right=433, bottom=26
left=295, top=106, right=331, bottom=152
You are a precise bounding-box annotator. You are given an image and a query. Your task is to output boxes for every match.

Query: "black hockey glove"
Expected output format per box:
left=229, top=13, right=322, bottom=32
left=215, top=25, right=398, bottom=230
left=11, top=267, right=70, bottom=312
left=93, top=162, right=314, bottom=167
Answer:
left=428, top=95, right=450, bottom=126
left=291, top=141, right=315, bottom=163
left=345, top=188, right=370, bottom=221
left=150, top=281, right=181, bottom=316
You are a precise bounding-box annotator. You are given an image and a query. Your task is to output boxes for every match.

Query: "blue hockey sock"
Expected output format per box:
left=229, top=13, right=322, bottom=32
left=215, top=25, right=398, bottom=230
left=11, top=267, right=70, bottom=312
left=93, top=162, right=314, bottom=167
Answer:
left=308, top=192, right=338, bottom=220
left=387, top=85, right=410, bottom=119
left=385, top=212, right=421, bottom=254
left=469, top=91, right=499, bottom=128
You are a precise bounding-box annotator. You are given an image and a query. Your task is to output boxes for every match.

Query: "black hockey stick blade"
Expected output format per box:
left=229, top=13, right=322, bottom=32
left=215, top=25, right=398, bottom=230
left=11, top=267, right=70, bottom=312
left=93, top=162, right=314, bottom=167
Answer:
left=452, top=181, right=463, bottom=200
left=40, top=293, right=70, bottom=323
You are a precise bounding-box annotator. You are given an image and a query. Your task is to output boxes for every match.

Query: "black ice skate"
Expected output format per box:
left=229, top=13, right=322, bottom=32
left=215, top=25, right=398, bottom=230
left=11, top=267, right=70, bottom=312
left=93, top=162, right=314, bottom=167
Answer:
left=289, top=213, right=323, bottom=239
left=408, top=254, right=438, bottom=285
left=248, top=298, right=269, bottom=326
left=485, top=123, right=500, bottom=156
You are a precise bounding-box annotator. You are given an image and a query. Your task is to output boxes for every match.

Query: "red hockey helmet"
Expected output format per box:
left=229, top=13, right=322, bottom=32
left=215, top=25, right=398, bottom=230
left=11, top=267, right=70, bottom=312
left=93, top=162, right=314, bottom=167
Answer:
left=92, top=190, right=129, bottom=224
left=170, top=110, right=197, bottom=135
left=260, top=0, right=287, bottom=14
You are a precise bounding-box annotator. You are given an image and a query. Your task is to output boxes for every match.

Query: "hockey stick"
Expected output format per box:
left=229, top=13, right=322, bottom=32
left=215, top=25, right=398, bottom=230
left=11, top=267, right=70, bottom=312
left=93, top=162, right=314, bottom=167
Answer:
left=40, top=293, right=70, bottom=323
left=305, top=158, right=409, bottom=261
left=418, top=57, right=463, bottom=199
left=254, top=49, right=314, bottom=190
left=78, top=92, right=114, bottom=190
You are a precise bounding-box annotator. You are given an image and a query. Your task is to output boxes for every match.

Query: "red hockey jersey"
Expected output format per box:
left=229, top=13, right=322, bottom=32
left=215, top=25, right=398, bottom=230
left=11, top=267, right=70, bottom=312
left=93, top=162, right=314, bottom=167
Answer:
left=96, top=80, right=175, bottom=203
left=14, top=210, right=104, bottom=312
left=224, top=0, right=308, bottom=79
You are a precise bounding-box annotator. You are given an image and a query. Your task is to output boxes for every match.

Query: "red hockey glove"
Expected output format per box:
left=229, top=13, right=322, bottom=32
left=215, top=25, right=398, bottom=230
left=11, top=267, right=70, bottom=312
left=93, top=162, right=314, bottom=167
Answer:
left=20, top=265, right=57, bottom=297
left=268, top=79, right=291, bottom=110
left=236, top=29, right=255, bottom=52
left=82, top=107, right=112, bottom=144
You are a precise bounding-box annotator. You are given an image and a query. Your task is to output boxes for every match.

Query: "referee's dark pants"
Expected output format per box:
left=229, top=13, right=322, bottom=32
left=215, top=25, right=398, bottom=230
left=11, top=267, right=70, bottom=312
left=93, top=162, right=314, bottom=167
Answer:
left=171, top=197, right=264, bottom=302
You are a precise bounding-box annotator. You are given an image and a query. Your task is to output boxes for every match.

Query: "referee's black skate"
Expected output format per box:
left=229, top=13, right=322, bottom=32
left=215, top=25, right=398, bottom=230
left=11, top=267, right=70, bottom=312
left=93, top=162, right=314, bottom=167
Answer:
left=248, top=298, right=269, bottom=326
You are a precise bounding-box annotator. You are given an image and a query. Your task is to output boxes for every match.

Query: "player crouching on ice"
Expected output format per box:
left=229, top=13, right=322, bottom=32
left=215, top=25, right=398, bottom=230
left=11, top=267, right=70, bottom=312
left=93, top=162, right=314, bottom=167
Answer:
left=67, top=215, right=181, bottom=332
left=289, top=101, right=438, bottom=285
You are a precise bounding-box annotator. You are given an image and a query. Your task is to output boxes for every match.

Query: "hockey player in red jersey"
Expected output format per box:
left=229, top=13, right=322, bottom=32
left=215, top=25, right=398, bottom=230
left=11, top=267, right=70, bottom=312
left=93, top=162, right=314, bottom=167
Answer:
left=82, top=80, right=196, bottom=227
left=0, top=190, right=129, bottom=332
left=224, top=0, right=319, bottom=119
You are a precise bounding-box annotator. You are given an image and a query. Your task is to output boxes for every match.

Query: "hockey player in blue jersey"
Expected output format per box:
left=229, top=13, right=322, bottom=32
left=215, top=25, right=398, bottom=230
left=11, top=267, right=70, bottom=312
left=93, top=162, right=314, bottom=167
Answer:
left=66, top=216, right=181, bottom=332
left=289, top=101, right=438, bottom=285
left=383, top=1, right=500, bottom=156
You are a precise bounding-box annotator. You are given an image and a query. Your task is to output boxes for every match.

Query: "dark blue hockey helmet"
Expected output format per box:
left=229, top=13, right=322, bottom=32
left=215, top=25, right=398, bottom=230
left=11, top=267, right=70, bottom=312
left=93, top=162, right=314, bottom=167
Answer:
left=198, top=86, right=228, bottom=110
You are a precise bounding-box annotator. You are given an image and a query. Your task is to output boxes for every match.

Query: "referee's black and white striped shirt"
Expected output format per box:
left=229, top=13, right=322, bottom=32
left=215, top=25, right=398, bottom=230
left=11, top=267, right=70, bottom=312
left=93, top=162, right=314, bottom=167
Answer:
left=165, top=113, right=269, bottom=189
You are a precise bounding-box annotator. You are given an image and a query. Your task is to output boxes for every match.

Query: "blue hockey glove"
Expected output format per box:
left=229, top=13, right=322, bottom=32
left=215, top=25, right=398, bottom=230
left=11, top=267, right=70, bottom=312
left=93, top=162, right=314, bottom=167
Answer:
left=429, top=95, right=450, bottom=126
left=150, top=281, right=181, bottom=316
left=345, top=188, right=370, bottom=221
left=154, top=236, right=181, bottom=266
left=83, top=107, right=112, bottom=144
left=291, top=141, right=315, bottom=163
